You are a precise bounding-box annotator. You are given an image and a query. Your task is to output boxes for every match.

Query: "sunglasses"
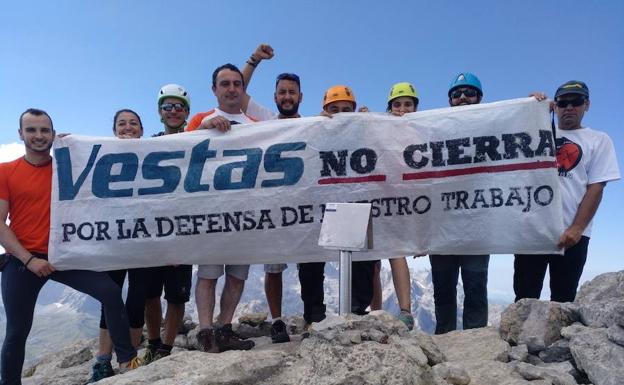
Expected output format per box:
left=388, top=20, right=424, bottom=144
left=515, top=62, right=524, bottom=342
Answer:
left=555, top=98, right=585, bottom=108
left=161, top=103, right=186, bottom=112
left=450, top=88, right=478, bottom=99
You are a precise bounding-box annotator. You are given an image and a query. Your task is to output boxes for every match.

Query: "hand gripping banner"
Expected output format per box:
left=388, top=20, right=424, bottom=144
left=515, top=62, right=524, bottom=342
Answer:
left=49, top=98, right=563, bottom=271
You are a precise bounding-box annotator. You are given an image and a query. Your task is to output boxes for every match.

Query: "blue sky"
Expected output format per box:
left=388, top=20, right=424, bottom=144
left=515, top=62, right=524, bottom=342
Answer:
left=1, top=1, right=622, bottom=299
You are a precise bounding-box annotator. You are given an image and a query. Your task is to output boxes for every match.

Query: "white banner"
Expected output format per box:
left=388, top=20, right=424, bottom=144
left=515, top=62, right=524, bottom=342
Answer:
left=49, top=98, right=563, bottom=271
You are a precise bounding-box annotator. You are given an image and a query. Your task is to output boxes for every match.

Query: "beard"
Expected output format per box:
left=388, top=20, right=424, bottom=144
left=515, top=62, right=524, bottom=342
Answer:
left=277, top=101, right=300, bottom=117
left=25, top=139, right=53, bottom=153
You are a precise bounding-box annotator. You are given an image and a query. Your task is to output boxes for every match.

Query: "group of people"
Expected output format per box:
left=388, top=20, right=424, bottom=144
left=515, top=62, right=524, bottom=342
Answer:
left=0, top=44, right=619, bottom=384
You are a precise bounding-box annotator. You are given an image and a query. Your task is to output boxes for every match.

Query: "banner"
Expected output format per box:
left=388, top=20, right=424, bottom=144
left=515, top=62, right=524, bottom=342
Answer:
left=49, top=98, right=563, bottom=271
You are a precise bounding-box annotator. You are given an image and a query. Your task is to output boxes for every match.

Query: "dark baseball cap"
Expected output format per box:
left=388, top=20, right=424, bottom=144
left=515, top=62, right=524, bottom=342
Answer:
left=555, top=80, right=589, bottom=99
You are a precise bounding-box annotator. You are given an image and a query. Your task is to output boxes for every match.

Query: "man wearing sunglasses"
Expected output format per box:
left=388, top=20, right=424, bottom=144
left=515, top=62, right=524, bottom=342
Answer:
left=154, top=84, right=191, bottom=136
left=140, top=84, right=194, bottom=365
left=427, top=72, right=491, bottom=334
left=514, top=81, right=619, bottom=302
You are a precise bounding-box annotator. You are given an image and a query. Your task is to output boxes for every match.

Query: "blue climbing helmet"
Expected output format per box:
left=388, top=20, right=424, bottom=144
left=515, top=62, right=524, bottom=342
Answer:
left=448, top=72, right=483, bottom=97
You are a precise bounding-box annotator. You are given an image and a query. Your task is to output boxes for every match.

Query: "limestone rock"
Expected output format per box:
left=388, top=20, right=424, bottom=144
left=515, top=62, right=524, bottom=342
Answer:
left=21, top=340, right=95, bottom=385
left=233, top=320, right=271, bottom=338
left=509, top=344, right=529, bottom=362
left=410, top=330, right=446, bottom=365
left=564, top=323, right=624, bottom=385
left=512, top=361, right=577, bottom=385
left=432, top=327, right=510, bottom=363
left=284, top=315, right=306, bottom=335
left=238, top=311, right=268, bottom=326
left=58, top=346, right=92, bottom=369
left=575, top=271, right=624, bottom=328
left=499, top=299, right=578, bottom=353
left=538, top=339, right=573, bottom=363
left=606, top=324, right=624, bottom=347
left=427, top=362, right=471, bottom=385
left=260, top=336, right=428, bottom=385
left=538, top=361, right=584, bottom=384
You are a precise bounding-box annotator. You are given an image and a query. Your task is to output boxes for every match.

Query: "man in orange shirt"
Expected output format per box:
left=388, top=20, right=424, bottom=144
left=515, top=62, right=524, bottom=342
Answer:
left=0, top=109, right=140, bottom=384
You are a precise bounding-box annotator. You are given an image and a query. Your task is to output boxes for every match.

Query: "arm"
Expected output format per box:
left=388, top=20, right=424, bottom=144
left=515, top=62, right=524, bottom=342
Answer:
left=241, top=44, right=274, bottom=112
left=0, top=199, right=55, bottom=276
left=557, top=182, right=605, bottom=249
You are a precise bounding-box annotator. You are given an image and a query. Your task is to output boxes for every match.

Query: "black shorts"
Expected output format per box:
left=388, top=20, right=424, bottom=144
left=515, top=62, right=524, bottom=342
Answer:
left=145, top=265, right=192, bottom=304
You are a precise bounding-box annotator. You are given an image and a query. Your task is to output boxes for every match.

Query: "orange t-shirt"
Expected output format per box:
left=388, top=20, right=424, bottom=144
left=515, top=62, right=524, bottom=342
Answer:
left=0, top=157, right=52, bottom=254
left=186, top=108, right=258, bottom=131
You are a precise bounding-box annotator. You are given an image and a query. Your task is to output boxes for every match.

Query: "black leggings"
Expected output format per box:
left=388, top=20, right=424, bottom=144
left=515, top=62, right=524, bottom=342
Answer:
left=99, top=268, right=151, bottom=329
left=1, top=255, right=135, bottom=385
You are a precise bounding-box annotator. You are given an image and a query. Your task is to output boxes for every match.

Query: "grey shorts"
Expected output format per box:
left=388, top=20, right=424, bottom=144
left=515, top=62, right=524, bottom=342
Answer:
left=264, top=264, right=288, bottom=273
left=197, top=264, right=250, bottom=280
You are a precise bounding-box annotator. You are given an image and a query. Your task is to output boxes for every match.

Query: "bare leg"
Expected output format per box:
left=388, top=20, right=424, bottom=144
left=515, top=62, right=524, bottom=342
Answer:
left=218, top=275, right=245, bottom=325
left=97, top=328, right=113, bottom=356
left=130, top=327, right=143, bottom=348
left=195, top=278, right=217, bottom=329
left=370, top=261, right=382, bottom=311
left=265, top=272, right=283, bottom=319
left=162, top=303, right=185, bottom=346
left=389, top=257, right=412, bottom=311
left=144, top=297, right=162, bottom=340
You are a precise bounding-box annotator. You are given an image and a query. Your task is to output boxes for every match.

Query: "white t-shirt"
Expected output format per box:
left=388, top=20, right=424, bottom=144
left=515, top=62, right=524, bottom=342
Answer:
left=246, top=98, right=277, bottom=121
left=556, top=127, right=620, bottom=236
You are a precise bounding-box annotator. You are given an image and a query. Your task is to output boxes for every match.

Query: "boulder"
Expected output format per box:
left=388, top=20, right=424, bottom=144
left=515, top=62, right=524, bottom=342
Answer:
left=99, top=350, right=287, bottom=385
left=512, top=361, right=577, bottom=385
left=538, top=339, right=573, bottom=363
left=509, top=344, right=529, bottom=362
left=499, top=299, right=578, bottom=353
left=432, top=327, right=510, bottom=362
left=575, top=271, right=624, bottom=328
left=238, top=312, right=268, bottom=326
left=606, top=324, right=624, bottom=347
left=562, top=323, right=624, bottom=385
left=260, top=336, right=429, bottom=385
left=410, top=330, right=446, bottom=365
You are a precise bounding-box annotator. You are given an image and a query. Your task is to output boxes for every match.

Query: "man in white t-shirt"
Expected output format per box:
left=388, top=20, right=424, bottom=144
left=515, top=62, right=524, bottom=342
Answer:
left=514, top=80, right=620, bottom=302
left=188, top=63, right=260, bottom=353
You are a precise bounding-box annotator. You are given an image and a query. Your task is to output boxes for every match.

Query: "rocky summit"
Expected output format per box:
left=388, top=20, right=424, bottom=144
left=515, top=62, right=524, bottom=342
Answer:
left=21, top=270, right=624, bottom=385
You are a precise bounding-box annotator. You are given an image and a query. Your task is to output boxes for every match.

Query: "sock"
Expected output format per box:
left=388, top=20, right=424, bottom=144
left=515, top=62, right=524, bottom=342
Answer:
left=159, top=344, right=173, bottom=353
left=96, top=354, right=112, bottom=363
left=272, top=317, right=282, bottom=323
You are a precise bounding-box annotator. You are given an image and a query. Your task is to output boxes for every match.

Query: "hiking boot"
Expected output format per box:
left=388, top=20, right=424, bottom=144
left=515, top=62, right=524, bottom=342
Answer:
left=141, top=347, right=157, bottom=365
left=398, top=309, right=415, bottom=331
left=215, top=323, right=255, bottom=352
left=196, top=328, right=219, bottom=353
left=89, top=360, right=114, bottom=383
left=118, top=356, right=142, bottom=374
left=270, top=320, right=290, bottom=344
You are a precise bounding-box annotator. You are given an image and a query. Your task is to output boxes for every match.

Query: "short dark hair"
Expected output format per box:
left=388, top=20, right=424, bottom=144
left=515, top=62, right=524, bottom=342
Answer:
left=19, top=108, right=54, bottom=131
left=212, top=63, right=244, bottom=88
left=275, top=73, right=301, bottom=90
left=113, top=109, right=143, bottom=133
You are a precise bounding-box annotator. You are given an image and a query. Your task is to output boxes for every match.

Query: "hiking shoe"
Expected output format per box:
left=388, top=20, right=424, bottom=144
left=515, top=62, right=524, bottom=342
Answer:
left=215, top=323, right=255, bottom=352
left=153, top=348, right=171, bottom=361
left=141, top=347, right=157, bottom=365
left=118, top=356, right=142, bottom=374
left=89, top=360, right=114, bottom=383
left=398, top=310, right=415, bottom=331
left=196, top=328, right=219, bottom=353
left=270, top=320, right=290, bottom=344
